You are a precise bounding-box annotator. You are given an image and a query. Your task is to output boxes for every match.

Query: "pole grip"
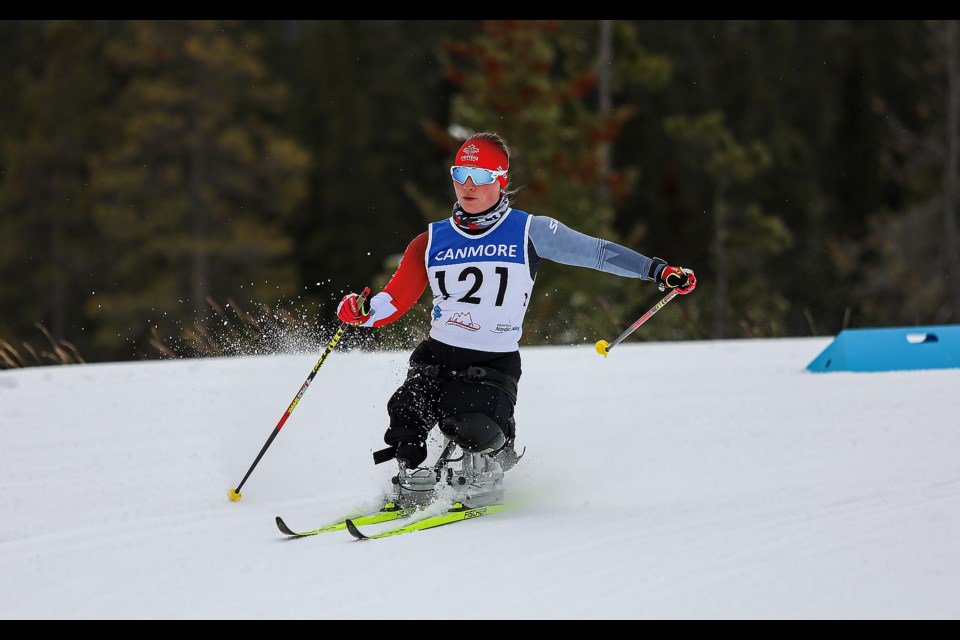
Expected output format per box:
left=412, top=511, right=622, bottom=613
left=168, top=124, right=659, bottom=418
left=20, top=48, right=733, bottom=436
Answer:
left=357, top=287, right=371, bottom=308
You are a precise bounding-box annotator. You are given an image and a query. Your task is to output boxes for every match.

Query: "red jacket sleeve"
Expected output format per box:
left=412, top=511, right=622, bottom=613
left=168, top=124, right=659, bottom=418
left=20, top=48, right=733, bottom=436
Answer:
left=370, top=232, right=429, bottom=327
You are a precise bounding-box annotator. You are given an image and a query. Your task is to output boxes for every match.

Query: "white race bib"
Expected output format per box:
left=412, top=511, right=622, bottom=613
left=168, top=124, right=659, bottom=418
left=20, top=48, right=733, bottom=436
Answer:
left=425, top=210, right=534, bottom=352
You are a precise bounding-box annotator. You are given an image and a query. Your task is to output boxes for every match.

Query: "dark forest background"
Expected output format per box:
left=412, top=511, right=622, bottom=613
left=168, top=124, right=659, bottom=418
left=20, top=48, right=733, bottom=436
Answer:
left=2, top=20, right=958, bottom=366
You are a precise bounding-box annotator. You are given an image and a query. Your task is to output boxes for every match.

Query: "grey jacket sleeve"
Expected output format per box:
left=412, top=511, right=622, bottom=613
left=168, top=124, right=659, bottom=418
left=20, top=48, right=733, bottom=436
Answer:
left=528, top=215, right=658, bottom=280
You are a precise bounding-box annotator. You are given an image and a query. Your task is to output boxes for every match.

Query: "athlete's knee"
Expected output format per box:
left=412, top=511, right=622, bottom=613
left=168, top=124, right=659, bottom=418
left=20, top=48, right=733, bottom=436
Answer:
left=438, top=412, right=506, bottom=453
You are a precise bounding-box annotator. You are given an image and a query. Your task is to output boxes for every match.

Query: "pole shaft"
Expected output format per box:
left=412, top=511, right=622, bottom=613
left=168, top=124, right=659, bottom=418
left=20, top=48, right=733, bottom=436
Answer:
left=232, top=288, right=369, bottom=495
left=607, top=288, right=679, bottom=352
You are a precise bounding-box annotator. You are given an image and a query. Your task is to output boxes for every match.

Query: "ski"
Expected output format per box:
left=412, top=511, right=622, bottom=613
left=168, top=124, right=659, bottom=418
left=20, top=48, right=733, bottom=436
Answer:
left=276, top=502, right=416, bottom=537
left=280, top=437, right=519, bottom=539
left=345, top=501, right=511, bottom=540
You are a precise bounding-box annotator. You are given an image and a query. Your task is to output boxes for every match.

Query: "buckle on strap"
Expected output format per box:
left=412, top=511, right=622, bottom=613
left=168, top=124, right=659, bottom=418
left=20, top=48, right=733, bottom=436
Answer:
left=407, top=363, right=441, bottom=380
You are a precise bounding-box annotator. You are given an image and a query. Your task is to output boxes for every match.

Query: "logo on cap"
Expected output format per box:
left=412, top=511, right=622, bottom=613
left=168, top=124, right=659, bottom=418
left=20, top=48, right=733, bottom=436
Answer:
left=460, top=143, right=480, bottom=163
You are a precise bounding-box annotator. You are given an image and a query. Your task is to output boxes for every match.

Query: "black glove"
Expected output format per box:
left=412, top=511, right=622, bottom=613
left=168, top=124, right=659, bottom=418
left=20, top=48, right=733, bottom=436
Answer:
left=395, top=440, right=428, bottom=468
left=649, top=257, right=697, bottom=294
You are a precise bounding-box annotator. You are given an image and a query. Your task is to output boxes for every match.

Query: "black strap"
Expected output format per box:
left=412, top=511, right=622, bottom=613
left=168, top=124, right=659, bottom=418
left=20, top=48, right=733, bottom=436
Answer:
left=411, top=363, right=518, bottom=405
left=373, top=446, right=397, bottom=465
left=461, top=365, right=518, bottom=405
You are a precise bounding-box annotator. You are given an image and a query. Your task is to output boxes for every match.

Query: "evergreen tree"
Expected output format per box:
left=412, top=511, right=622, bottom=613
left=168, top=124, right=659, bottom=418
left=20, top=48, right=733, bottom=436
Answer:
left=255, top=20, right=472, bottom=348
left=439, top=20, right=672, bottom=345
left=0, top=21, right=115, bottom=363
left=88, top=20, right=311, bottom=359
left=844, top=20, right=960, bottom=326
left=664, top=110, right=791, bottom=338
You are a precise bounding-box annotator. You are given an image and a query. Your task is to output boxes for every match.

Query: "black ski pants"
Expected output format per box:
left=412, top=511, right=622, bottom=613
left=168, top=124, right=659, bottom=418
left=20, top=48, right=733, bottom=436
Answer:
left=384, top=338, right=521, bottom=465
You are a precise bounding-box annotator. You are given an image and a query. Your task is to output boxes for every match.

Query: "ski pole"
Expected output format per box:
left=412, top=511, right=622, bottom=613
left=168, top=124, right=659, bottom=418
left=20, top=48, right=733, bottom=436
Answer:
left=229, top=287, right=370, bottom=502
left=595, top=288, right=679, bottom=357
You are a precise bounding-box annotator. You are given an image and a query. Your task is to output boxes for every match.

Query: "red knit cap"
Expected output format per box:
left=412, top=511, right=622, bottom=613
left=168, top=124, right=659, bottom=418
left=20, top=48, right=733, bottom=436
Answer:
left=454, top=137, right=509, bottom=188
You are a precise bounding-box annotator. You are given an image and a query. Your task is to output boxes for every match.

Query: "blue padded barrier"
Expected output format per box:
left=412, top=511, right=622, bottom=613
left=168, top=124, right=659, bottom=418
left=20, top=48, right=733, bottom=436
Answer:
left=806, top=325, right=960, bottom=373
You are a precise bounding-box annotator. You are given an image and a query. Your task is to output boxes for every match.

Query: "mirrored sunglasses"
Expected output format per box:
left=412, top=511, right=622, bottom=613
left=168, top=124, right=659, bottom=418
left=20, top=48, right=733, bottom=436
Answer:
left=450, top=165, right=507, bottom=186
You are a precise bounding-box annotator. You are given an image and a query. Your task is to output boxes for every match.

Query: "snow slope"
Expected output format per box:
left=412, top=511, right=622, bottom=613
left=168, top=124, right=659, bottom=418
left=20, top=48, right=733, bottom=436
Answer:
left=1, top=337, right=958, bottom=619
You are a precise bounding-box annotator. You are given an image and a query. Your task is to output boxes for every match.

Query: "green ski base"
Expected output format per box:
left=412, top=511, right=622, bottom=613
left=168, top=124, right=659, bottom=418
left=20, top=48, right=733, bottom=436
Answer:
left=276, top=502, right=415, bottom=537
left=346, top=502, right=511, bottom=539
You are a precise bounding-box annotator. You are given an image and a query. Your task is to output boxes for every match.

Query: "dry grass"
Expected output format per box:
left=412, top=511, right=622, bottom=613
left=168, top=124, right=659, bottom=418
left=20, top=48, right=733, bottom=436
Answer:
left=0, top=323, right=87, bottom=369
left=150, top=297, right=327, bottom=359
